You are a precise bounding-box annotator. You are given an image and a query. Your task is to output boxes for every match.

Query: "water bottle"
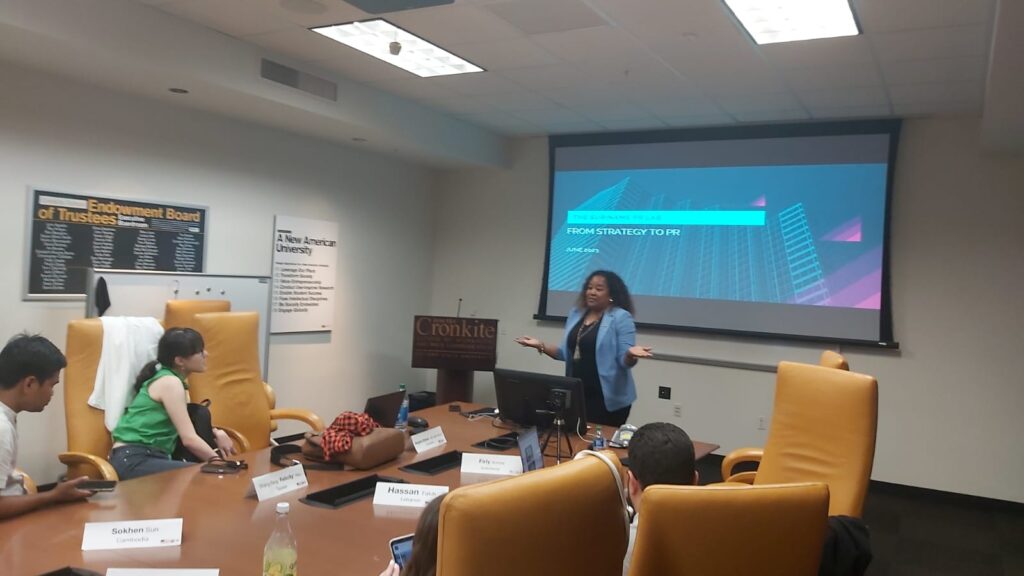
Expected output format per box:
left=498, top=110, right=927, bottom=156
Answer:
left=263, top=502, right=297, bottom=576
left=395, top=383, right=409, bottom=431
left=592, top=425, right=606, bottom=450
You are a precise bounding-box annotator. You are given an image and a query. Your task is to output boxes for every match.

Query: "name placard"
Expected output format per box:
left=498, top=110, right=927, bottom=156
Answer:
left=461, top=453, right=523, bottom=476
left=251, top=464, right=308, bottom=501
left=411, top=426, right=447, bottom=453
left=108, top=565, right=220, bottom=569
left=82, top=518, right=183, bottom=551
left=372, top=482, right=449, bottom=508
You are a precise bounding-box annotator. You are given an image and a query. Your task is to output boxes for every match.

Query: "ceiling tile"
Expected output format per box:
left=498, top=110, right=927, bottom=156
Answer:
left=484, top=0, right=607, bottom=35
left=388, top=4, right=524, bottom=45
left=157, top=0, right=289, bottom=36
left=530, top=25, right=643, bottom=64
left=456, top=111, right=542, bottom=136
left=421, top=94, right=496, bottom=116
left=595, top=117, right=669, bottom=131
left=856, top=0, right=995, bottom=33
left=880, top=56, right=988, bottom=85
left=469, top=90, right=557, bottom=112
left=633, top=95, right=724, bottom=118
left=696, top=68, right=788, bottom=96
left=425, top=72, right=523, bottom=96
left=732, top=109, right=810, bottom=123
left=500, top=64, right=602, bottom=91
left=759, top=36, right=875, bottom=69
left=717, top=91, right=803, bottom=115
left=576, top=102, right=657, bottom=122
left=870, top=25, right=991, bottom=62
left=511, top=107, right=589, bottom=124
left=244, top=26, right=354, bottom=63
left=445, top=37, right=559, bottom=71
left=588, top=0, right=737, bottom=41
left=796, top=85, right=889, bottom=109
left=807, top=105, right=892, bottom=120
left=368, top=77, right=464, bottom=102
left=274, top=0, right=368, bottom=28
left=543, top=120, right=606, bottom=135
left=892, top=100, right=982, bottom=116
left=660, top=113, right=737, bottom=128
left=888, top=80, right=984, bottom=106
left=311, top=52, right=410, bottom=82
left=781, top=62, right=883, bottom=91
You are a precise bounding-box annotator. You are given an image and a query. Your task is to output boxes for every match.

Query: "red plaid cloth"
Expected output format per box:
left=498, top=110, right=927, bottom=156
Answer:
left=320, top=412, right=381, bottom=460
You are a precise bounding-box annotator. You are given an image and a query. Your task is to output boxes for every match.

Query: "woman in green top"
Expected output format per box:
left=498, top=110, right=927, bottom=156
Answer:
left=110, top=327, right=235, bottom=480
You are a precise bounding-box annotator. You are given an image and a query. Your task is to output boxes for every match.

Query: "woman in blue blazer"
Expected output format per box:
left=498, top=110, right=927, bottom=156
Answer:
left=516, top=270, right=653, bottom=426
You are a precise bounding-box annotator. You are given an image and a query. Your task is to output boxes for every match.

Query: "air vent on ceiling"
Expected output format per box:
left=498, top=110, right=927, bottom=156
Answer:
left=260, top=59, right=337, bottom=102
left=342, top=0, right=453, bottom=14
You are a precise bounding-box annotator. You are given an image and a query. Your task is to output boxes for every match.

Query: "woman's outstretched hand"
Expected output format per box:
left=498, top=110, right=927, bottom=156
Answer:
left=627, top=345, right=654, bottom=359
left=515, top=336, right=541, bottom=350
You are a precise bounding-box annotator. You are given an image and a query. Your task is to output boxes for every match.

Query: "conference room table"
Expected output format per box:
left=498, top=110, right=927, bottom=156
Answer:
left=0, top=403, right=718, bottom=575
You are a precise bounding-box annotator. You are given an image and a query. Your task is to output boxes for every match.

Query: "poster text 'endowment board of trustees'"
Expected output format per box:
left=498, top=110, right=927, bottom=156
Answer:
left=27, top=190, right=207, bottom=299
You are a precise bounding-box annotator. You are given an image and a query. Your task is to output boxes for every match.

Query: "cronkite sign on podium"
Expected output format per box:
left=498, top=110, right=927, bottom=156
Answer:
left=412, top=315, right=497, bottom=403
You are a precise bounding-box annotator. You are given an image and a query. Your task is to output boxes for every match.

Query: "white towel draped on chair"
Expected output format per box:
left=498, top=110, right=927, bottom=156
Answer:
left=88, top=317, right=164, bottom=430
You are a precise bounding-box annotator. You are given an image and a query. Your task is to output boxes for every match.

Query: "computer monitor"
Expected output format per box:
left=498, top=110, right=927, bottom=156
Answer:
left=493, top=368, right=587, bottom=434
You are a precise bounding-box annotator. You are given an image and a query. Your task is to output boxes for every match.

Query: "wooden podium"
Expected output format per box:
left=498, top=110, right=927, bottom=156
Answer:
left=412, top=315, right=498, bottom=403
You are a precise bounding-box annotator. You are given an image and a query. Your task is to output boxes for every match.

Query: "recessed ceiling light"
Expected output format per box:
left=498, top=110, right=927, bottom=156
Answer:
left=722, top=0, right=859, bottom=45
left=310, top=19, right=484, bottom=78
left=168, top=87, right=190, bottom=94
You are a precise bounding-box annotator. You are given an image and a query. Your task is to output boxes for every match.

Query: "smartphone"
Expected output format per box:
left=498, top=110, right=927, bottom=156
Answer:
left=398, top=451, right=462, bottom=476
left=79, top=480, right=117, bottom=492
left=389, top=533, right=415, bottom=569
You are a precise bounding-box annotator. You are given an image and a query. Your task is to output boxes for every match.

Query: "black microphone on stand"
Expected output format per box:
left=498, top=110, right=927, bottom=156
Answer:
left=456, top=298, right=463, bottom=318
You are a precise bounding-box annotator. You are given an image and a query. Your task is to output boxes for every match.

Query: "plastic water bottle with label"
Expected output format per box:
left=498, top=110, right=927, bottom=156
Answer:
left=592, top=425, right=606, bottom=450
left=263, top=502, right=297, bottom=576
left=395, top=383, right=409, bottom=431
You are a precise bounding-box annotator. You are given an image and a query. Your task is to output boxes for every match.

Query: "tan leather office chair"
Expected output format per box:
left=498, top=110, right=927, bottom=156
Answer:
left=628, top=482, right=830, bottom=576
left=189, top=312, right=323, bottom=450
left=720, top=362, right=878, bottom=517
left=437, top=451, right=629, bottom=576
left=60, top=318, right=248, bottom=479
left=60, top=319, right=120, bottom=480
left=164, top=300, right=281, bottom=431
left=819, top=349, right=849, bottom=370
left=163, top=299, right=230, bottom=330
left=14, top=468, right=37, bottom=494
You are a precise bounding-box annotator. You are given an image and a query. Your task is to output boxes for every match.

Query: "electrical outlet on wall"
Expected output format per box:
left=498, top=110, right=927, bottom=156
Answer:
left=757, top=416, right=767, bottom=430
left=673, top=404, right=682, bottom=418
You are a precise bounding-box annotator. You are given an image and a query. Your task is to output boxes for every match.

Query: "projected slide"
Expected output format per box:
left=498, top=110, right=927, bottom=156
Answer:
left=549, top=163, right=887, bottom=310
left=541, top=122, right=900, bottom=344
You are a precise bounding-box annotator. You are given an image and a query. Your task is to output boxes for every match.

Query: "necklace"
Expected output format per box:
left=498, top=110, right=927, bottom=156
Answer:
left=573, top=315, right=601, bottom=361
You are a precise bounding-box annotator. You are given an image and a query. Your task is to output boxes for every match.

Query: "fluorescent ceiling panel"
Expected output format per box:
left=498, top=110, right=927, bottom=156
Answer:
left=311, top=19, right=484, bottom=78
left=723, top=0, right=860, bottom=45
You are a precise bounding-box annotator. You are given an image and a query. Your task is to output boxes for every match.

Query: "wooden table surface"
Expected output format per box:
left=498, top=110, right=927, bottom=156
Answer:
left=0, top=403, right=717, bottom=575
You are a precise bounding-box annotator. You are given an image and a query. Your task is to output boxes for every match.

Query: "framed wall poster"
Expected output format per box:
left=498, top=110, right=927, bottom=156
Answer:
left=271, top=215, right=338, bottom=333
left=25, top=189, right=207, bottom=300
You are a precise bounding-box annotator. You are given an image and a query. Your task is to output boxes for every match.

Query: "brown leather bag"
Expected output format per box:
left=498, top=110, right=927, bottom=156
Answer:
left=302, top=427, right=406, bottom=470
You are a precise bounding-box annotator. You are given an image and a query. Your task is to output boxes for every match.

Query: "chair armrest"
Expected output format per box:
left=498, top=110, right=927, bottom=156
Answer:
left=216, top=426, right=251, bottom=453
left=58, top=452, right=119, bottom=480
left=14, top=468, right=37, bottom=494
left=264, top=382, right=279, bottom=432
left=270, top=408, right=325, bottom=433
left=721, top=447, right=763, bottom=483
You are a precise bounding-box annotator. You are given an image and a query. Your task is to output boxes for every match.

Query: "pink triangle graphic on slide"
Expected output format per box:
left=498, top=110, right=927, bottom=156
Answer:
left=751, top=195, right=766, bottom=207
left=823, top=216, right=862, bottom=242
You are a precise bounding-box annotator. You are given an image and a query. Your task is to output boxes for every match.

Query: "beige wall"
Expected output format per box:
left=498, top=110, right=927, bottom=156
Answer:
left=430, top=118, right=1024, bottom=503
left=0, top=62, right=437, bottom=483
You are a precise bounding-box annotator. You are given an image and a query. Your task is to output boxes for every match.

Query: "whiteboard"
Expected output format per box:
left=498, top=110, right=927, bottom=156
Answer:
left=85, top=269, right=271, bottom=377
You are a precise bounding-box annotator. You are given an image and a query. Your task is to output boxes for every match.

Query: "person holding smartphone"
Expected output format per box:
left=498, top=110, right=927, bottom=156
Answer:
left=378, top=494, right=443, bottom=576
left=110, top=327, right=235, bottom=480
left=0, top=334, right=93, bottom=520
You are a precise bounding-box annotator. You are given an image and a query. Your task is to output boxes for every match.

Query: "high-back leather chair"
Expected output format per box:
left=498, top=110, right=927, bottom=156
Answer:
left=163, top=299, right=230, bottom=330
left=819, top=350, right=849, bottom=370
left=189, top=312, right=323, bottom=449
left=60, top=319, right=119, bottom=480
left=628, top=483, right=830, bottom=576
left=720, top=362, right=878, bottom=517
left=437, top=452, right=629, bottom=576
